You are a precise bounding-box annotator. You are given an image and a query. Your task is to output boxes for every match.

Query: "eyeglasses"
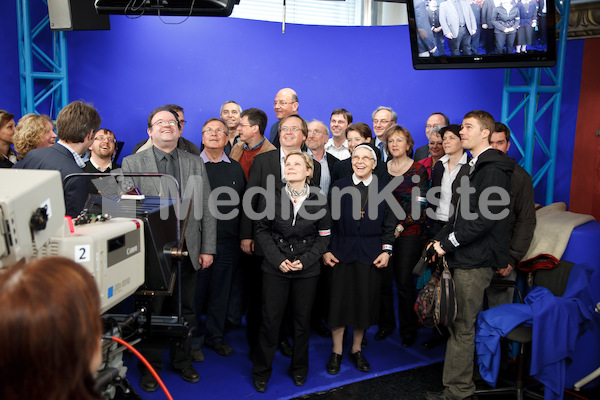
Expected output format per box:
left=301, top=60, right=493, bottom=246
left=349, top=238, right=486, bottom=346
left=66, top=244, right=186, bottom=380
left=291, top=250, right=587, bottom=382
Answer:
left=152, top=120, right=178, bottom=127
left=373, top=119, right=390, bottom=125
left=281, top=126, right=301, bottom=132
left=238, top=123, right=254, bottom=128
left=352, top=155, right=375, bottom=163
left=307, top=130, right=324, bottom=135
left=202, top=128, right=226, bottom=134
left=94, top=136, right=117, bottom=143
left=273, top=100, right=297, bottom=106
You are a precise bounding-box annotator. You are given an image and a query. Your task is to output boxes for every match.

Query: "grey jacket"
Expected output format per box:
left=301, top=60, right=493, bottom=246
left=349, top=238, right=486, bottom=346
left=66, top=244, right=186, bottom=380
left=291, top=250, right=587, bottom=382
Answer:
left=121, top=147, right=217, bottom=270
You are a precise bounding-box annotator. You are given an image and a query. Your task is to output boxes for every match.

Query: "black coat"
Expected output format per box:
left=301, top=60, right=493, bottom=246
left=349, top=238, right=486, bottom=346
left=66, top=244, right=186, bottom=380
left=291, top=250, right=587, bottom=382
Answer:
left=256, top=186, right=331, bottom=278
left=435, top=149, right=513, bottom=270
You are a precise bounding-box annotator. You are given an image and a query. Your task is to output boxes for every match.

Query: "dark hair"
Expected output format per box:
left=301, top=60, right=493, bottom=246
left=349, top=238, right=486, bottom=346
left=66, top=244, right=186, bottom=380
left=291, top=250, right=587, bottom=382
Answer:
left=463, top=110, right=495, bottom=134
left=240, top=108, right=268, bottom=136
left=163, top=104, right=184, bottom=114
left=97, top=128, right=116, bottom=141
left=345, top=122, right=372, bottom=140
left=330, top=108, right=353, bottom=125
left=0, top=257, right=102, bottom=400
left=493, top=122, right=511, bottom=142
left=56, top=101, right=101, bottom=143
left=440, top=124, right=461, bottom=140
left=429, top=112, right=450, bottom=126
left=279, top=114, right=308, bottom=138
left=0, top=110, right=15, bottom=130
left=147, top=106, right=181, bottom=130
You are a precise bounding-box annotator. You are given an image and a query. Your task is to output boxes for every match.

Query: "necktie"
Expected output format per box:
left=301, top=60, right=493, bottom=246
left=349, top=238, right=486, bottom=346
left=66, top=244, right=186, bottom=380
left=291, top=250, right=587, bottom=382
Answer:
left=378, top=142, right=386, bottom=162
left=165, top=153, right=179, bottom=183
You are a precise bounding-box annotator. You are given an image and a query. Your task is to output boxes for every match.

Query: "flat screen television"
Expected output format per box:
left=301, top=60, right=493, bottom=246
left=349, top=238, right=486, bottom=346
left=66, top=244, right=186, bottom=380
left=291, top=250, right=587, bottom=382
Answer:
left=406, top=0, right=556, bottom=69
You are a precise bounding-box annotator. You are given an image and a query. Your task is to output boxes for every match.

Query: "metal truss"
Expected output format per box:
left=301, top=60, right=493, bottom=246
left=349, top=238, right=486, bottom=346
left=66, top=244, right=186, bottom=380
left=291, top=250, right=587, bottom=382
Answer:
left=501, top=0, right=571, bottom=205
left=17, top=0, right=68, bottom=119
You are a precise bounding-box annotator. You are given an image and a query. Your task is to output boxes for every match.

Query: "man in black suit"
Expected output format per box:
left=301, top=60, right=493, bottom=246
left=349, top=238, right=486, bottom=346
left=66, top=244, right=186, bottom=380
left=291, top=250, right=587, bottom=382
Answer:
left=14, top=101, right=100, bottom=217
left=414, top=112, right=449, bottom=162
left=241, top=114, right=321, bottom=357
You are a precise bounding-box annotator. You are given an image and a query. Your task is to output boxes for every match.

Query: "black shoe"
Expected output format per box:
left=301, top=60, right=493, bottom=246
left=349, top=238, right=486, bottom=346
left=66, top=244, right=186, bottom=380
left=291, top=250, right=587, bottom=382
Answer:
left=313, top=321, right=332, bottom=338
left=293, top=374, right=307, bottom=386
left=278, top=340, right=293, bottom=358
left=140, top=373, right=158, bottom=392
left=211, top=341, right=234, bottom=357
left=375, top=328, right=393, bottom=340
left=401, top=332, right=416, bottom=347
left=190, top=348, right=205, bottom=362
left=253, top=378, right=267, bottom=392
left=326, top=352, right=342, bottom=375
left=178, top=365, right=200, bottom=383
left=349, top=351, right=370, bottom=372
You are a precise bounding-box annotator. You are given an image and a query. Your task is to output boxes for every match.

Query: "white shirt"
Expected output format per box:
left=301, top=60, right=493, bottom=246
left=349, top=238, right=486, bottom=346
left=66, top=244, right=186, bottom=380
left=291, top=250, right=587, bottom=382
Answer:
left=90, top=157, right=113, bottom=172
left=324, top=138, right=350, bottom=161
left=435, top=152, right=468, bottom=222
left=279, top=148, right=287, bottom=181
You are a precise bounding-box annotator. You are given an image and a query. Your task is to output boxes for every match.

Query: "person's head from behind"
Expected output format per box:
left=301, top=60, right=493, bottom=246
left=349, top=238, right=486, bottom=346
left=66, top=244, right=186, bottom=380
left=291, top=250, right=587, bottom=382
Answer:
left=345, top=123, right=372, bottom=153
left=489, top=122, right=511, bottom=153
left=14, top=113, right=57, bottom=158
left=0, top=257, right=102, bottom=400
left=440, top=124, right=463, bottom=156
left=57, top=101, right=101, bottom=145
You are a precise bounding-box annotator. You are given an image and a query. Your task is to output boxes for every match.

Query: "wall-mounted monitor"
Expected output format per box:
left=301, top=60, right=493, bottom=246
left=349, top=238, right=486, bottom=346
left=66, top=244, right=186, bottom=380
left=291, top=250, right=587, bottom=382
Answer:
left=95, top=0, right=237, bottom=17
left=406, top=0, right=556, bottom=69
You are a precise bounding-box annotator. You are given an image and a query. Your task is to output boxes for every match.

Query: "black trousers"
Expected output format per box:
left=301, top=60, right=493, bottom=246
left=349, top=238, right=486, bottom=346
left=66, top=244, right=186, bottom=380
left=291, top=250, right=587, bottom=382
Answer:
left=449, top=26, right=472, bottom=56
left=378, top=263, right=397, bottom=332
left=244, top=254, right=264, bottom=354
left=138, top=258, right=197, bottom=373
left=392, top=234, right=422, bottom=337
left=252, top=272, right=319, bottom=381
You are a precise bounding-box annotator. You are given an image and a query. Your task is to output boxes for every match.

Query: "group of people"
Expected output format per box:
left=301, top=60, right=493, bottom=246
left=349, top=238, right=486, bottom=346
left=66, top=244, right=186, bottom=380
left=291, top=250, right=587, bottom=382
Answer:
left=415, top=0, right=547, bottom=57
left=0, top=87, right=536, bottom=400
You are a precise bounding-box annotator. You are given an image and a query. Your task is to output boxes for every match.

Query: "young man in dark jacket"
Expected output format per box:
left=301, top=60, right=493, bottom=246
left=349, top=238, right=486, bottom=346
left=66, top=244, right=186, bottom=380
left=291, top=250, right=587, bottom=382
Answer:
left=425, top=110, right=512, bottom=400
left=486, top=122, right=536, bottom=308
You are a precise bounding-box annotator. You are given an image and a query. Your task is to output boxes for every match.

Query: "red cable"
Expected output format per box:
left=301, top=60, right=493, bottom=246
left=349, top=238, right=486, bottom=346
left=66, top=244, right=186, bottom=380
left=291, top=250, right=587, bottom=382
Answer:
left=110, top=336, right=174, bottom=400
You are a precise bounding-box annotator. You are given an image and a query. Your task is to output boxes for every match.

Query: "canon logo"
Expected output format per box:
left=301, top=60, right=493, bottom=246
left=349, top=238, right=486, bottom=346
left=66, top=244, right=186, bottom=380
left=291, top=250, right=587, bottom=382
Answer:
left=126, top=245, right=138, bottom=255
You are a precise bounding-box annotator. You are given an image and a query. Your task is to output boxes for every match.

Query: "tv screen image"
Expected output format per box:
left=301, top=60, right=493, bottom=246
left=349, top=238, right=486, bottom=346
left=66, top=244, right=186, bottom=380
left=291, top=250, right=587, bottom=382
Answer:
left=406, top=0, right=556, bottom=69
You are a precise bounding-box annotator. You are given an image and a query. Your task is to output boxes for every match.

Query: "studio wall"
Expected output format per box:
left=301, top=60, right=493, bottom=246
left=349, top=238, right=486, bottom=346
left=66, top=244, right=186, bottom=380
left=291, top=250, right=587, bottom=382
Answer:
left=1, top=3, right=585, bottom=206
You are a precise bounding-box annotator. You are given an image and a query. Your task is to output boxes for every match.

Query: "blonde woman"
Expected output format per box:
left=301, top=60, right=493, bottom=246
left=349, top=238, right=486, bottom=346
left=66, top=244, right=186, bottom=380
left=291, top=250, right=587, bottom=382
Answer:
left=13, top=113, right=57, bottom=159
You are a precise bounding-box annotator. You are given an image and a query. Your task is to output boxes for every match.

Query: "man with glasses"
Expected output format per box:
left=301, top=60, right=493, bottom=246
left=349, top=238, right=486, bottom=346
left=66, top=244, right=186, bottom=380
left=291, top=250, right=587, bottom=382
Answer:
left=192, top=118, right=246, bottom=360
left=84, top=128, right=120, bottom=194
left=229, top=108, right=276, bottom=179
left=415, top=112, right=450, bottom=162
left=372, top=106, right=397, bottom=162
left=121, top=105, right=216, bottom=392
left=269, top=88, right=299, bottom=149
left=132, top=104, right=200, bottom=156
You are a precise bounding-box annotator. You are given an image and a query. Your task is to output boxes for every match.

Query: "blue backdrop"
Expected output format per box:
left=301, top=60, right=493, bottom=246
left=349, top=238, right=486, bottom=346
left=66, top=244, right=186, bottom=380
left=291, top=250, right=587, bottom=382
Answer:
left=0, top=4, right=585, bottom=206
